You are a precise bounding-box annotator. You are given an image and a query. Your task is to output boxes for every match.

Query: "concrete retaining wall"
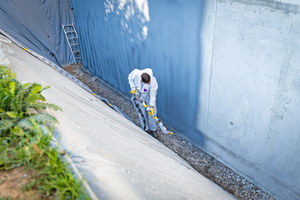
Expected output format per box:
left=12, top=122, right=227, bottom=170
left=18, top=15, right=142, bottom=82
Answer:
left=198, top=1, right=300, bottom=199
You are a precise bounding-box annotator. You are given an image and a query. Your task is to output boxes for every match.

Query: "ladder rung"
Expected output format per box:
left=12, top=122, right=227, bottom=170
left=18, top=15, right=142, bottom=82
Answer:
left=62, top=23, right=81, bottom=64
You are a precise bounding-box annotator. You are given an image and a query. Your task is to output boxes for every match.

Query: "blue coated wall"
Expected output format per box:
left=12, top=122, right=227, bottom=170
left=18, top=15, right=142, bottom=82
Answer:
left=72, top=0, right=204, bottom=144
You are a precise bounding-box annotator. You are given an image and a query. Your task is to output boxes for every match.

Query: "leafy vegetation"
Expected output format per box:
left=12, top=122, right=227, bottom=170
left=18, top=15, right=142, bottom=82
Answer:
left=0, top=65, right=90, bottom=199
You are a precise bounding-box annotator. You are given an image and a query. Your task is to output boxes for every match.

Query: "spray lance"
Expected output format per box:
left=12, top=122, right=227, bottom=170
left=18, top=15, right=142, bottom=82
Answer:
left=133, top=93, right=173, bottom=135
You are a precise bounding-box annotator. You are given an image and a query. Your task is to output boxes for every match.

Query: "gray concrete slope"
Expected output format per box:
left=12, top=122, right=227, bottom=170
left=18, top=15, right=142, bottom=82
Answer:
left=0, top=40, right=235, bottom=200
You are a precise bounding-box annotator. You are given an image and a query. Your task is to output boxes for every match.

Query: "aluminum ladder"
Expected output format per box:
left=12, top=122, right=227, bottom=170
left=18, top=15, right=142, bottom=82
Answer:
left=62, top=23, right=81, bottom=64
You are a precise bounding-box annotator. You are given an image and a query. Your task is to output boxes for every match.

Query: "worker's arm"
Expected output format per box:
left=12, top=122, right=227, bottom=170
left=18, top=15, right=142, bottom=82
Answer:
left=128, top=69, right=138, bottom=89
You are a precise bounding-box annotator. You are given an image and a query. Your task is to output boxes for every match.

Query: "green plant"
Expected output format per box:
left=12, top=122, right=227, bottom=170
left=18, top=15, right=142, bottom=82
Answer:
left=0, top=65, right=90, bottom=199
left=0, top=119, right=89, bottom=199
left=0, top=65, right=62, bottom=138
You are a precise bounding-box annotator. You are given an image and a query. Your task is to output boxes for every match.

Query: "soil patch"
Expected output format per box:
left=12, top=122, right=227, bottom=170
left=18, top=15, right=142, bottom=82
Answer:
left=0, top=167, right=43, bottom=200
left=63, top=64, right=275, bottom=200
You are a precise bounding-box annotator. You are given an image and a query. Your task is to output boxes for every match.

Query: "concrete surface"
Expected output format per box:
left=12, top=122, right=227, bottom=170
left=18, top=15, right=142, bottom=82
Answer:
left=198, top=1, right=300, bottom=199
left=0, top=39, right=235, bottom=200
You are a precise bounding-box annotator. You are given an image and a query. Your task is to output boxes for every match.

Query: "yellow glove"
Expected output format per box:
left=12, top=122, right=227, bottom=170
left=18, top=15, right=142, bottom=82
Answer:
left=130, top=88, right=137, bottom=95
left=149, top=108, right=155, bottom=117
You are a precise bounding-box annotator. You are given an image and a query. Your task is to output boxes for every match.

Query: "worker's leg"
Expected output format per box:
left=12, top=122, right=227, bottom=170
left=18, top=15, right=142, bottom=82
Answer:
left=146, top=103, right=157, bottom=132
left=138, top=102, right=149, bottom=131
left=131, top=96, right=147, bottom=130
left=148, top=111, right=157, bottom=132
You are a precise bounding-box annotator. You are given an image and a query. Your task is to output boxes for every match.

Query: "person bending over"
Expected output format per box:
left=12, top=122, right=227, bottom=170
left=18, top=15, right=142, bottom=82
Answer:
left=128, top=68, right=158, bottom=138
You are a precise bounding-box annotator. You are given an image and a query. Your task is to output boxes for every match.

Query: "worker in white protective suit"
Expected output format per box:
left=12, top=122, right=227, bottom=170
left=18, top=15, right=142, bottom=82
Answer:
left=128, top=68, right=158, bottom=138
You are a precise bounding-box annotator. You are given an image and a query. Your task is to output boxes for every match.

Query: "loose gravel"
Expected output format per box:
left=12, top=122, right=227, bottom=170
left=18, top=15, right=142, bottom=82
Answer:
left=62, top=64, right=276, bottom=200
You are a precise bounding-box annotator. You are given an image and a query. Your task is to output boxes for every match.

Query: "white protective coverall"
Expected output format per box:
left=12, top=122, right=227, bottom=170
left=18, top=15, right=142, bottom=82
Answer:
left=128, top=68, right=158, bottom=131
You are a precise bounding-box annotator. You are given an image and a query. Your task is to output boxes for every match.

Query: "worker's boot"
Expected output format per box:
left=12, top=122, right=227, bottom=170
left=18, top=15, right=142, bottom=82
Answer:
left=150, top=130, right=158, bottom=139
